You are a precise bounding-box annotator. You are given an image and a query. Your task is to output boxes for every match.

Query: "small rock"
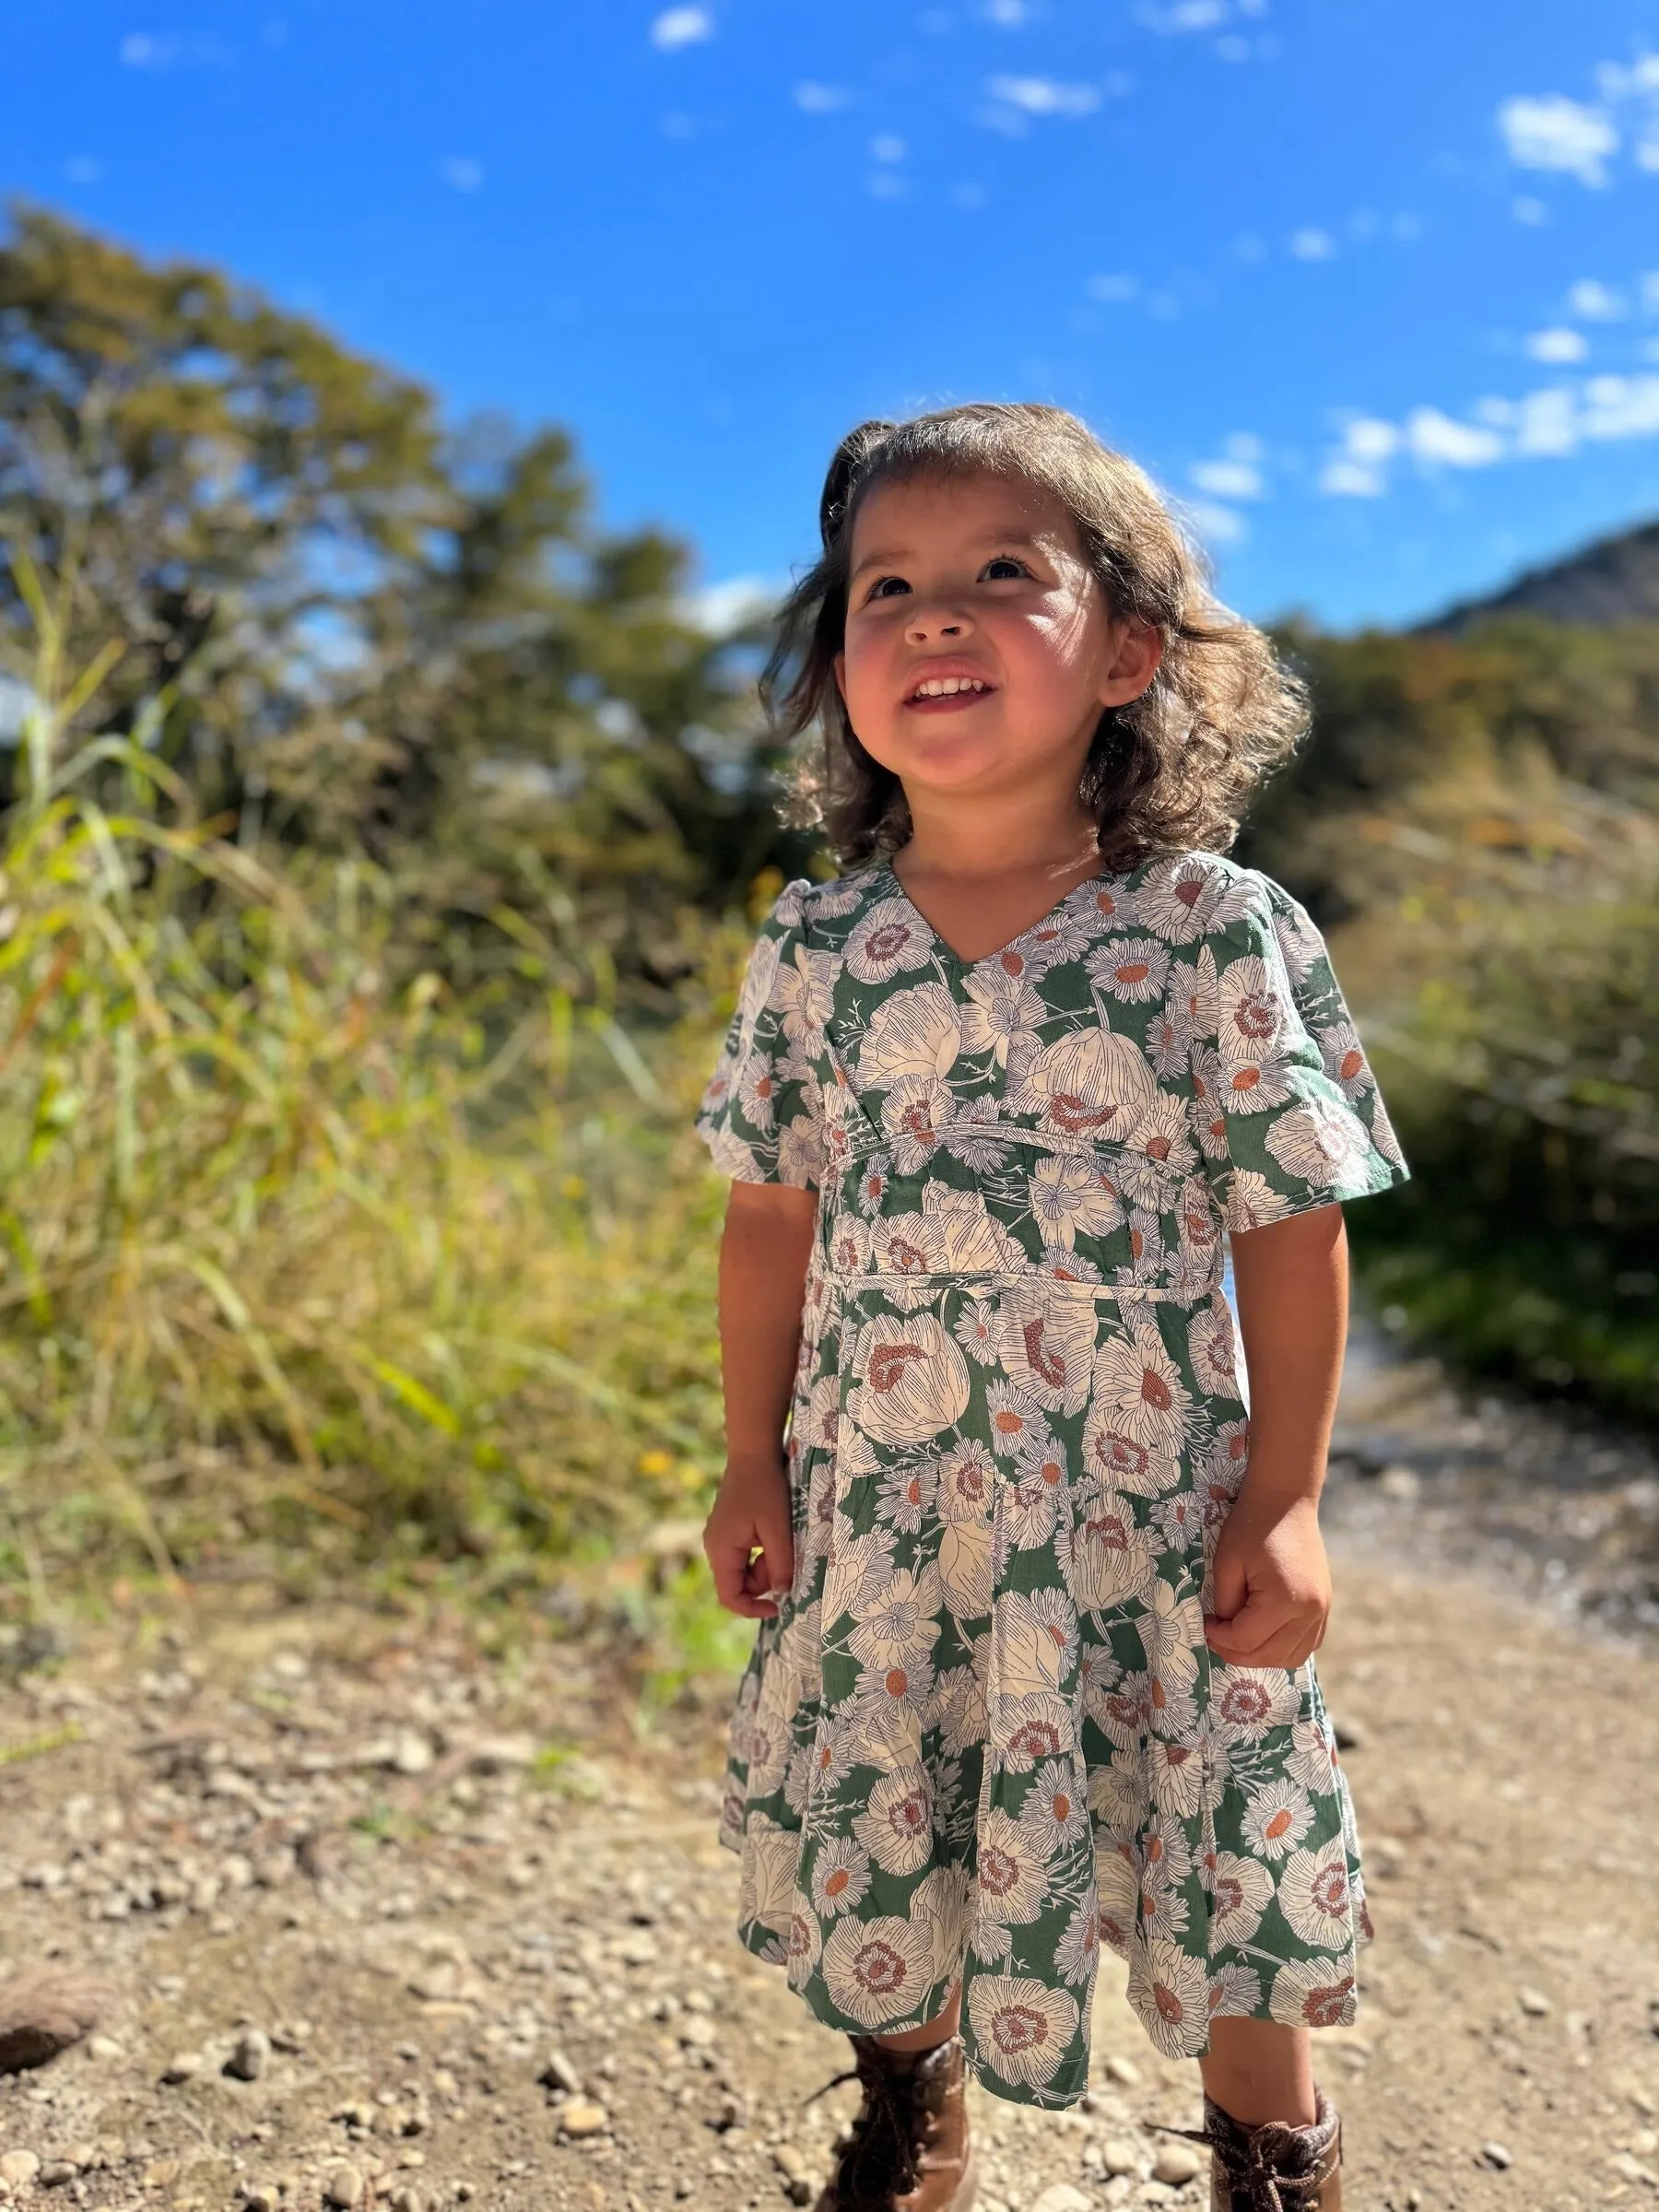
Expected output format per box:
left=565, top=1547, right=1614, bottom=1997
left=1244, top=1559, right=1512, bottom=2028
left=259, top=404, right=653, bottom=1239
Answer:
left=0, top=2154, right=41, bottom=2189
left=1377, top=1463, right=1421, bottom=1502
left=0, top=1968, right=114, bottom=2075
left=38, top=2162, right=77, bottom=2189
left=324, top=2166, right=365, bottom=2208
left=773, top=2147, right=807, bottom=2182
left=1103, top=2053, right=1140, bottom=2086
left=465, top=1732, right=537, bottom=1774
left=1031, top=2185, right=1093, bottom=2212
left=1152, top=2144, right=1202, bottom=2185
left=85, top=2035, right=124, bottom=2062
left=225, top=2029, right=271, bottom=2082
left=241, top=2185, right=278, bottom=2212
left=1101, top=2138, right=1142, bottom=2176
left=161, top=2051, right=204, bottom=2085
left=538, top=2048, right=582, bottom=2096
left=393, top=1732, right=434, bottom=1777
left=1331, top=1716, right=1367, bottom=1751
left=678, top=2017, right=716, bottom=2050
left=1631, top=2129, right=1659, bottom=2157
left=557, top=2099, right=609, bottom=2140
left=57, top=2147, right=92, bottom=2173
left=1517, top=1987, right=1551, bottom=2018
left=1480, top=2141, right=1513, bottom=2171
left=391, top=2190, right=423, bottom=2212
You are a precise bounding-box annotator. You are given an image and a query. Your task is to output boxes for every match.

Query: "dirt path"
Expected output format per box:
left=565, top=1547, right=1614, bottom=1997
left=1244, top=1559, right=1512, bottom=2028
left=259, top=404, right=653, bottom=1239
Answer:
left=1, top=1355, right=1656, bottom=2212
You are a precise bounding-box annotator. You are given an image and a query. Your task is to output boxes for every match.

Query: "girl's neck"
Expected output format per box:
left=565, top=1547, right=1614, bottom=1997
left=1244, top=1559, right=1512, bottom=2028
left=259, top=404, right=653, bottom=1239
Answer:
left=892, top=803, right=1101, bottom=888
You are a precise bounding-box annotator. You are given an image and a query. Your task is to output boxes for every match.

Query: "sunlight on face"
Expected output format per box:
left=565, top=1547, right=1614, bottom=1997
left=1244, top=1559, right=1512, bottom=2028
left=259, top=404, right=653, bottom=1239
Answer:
left=834, top=471, right=1140, bottom=807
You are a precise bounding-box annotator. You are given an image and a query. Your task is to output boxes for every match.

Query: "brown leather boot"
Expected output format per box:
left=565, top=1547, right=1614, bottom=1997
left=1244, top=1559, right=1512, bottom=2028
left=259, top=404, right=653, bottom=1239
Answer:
left=1203, top=2087, right=1342, bottom=2210
left=811, top=2035, right=977, bottom=2211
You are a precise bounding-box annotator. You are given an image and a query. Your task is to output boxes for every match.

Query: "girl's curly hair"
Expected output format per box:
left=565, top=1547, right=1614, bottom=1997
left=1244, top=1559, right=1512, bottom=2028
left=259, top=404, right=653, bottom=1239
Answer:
left=763, top=403, right=1309, bottom=873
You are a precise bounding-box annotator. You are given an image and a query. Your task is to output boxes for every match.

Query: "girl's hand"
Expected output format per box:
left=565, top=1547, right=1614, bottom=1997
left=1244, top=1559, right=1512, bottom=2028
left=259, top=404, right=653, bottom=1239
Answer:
left=703, top=1453, right=795, bottom=1620
left=1205, top=1494, right=1332, bottom=1671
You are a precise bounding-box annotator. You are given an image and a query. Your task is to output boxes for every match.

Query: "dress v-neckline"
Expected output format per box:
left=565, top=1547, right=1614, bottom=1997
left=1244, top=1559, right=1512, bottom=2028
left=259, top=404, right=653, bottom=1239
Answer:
left=877, top=857, right=1109, bottom=972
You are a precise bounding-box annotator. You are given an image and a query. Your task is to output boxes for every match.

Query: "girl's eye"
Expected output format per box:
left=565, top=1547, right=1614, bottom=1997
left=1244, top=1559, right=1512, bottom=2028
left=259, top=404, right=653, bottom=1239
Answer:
left=982, top=556, right=1030, bottom=581
left=866, top=575, right=911, bottom=600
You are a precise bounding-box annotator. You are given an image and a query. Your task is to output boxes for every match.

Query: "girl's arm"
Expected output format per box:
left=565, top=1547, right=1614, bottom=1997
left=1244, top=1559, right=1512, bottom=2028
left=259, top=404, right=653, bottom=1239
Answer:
left=1205, top=1202, right=1348, bottom=1670
left=702, top=1182, right=818, bottom=1620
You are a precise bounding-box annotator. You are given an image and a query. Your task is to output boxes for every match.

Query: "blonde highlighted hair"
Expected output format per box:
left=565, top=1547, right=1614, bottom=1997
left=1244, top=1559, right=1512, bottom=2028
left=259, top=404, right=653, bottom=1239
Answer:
left=764, top=403, right=1309, bottom=872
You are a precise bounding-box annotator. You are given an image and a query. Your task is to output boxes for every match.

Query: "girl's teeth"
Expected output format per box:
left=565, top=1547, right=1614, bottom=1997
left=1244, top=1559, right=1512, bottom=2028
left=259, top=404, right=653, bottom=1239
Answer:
left=912, top=677, right=988, bottom=698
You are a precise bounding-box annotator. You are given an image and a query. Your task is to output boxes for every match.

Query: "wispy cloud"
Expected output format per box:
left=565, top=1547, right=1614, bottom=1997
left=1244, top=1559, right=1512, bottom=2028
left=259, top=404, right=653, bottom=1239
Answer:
left=1526, top=327, right=1588, bottom=364
left=1321, top=372, right=1659, bottom=495
left=1498, top=93, right=1618, bottom=185
left=1190, top=454, right=1265, bottom=500
left=794, top=81, right=849, bottom=113
left=983, top=74, right=1100, bottom=117
left=983, top=0, right=1030, bottom=20
left=650, top=6, right=713, bottom=52
left=870, top=133, right=906, bottom=163
left=118, top=30, right=231, bottom=68
left=1183, top=497, right=1246, bottom=547
left=1288, top=228, right=1335, bottom=262
left=1567, top=277, right=1625, bottom=320
left=438, top=157, right=484, bottom=192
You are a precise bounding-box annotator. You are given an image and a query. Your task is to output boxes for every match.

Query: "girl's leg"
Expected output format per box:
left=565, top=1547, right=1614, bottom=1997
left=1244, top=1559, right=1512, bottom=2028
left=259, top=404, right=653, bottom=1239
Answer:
left=869, top=1983, right=961, bottom=2059
left=1199, top=2018, right=1316, bottom=2126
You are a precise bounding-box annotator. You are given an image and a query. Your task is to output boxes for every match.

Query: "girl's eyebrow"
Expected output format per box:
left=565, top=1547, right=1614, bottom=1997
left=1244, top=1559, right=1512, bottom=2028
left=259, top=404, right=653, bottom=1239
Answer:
left=848, top=526, right=1052, bottom=582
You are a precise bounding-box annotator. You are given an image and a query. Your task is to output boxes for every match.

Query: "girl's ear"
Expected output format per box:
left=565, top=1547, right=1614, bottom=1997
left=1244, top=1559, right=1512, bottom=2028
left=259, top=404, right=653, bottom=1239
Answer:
left=1097, top=618, right=1164, bottom=708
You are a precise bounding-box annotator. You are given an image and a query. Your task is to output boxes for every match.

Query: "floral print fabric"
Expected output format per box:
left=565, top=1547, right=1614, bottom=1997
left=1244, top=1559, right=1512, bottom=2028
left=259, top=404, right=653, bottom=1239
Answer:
left=694, top=852, right=1408, bottom=2107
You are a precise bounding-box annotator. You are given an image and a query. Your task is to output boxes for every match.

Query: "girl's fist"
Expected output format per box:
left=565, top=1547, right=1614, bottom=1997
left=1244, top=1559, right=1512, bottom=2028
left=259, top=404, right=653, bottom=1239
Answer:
left=703, top=1456, right=795, bottom=1619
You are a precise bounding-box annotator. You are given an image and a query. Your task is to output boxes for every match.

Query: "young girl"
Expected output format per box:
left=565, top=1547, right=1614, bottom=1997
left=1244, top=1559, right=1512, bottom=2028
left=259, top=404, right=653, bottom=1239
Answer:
left=694, top=405, right=1407, bottom=2212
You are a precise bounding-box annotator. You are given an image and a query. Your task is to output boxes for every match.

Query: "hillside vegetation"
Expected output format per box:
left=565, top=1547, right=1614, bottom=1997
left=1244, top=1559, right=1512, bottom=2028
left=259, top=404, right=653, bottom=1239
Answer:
left=1, top=206, right=1655, bottom=1610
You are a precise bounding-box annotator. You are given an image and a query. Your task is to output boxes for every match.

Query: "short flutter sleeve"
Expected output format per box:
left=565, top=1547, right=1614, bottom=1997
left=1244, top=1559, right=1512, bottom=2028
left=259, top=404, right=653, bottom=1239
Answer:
left=694, top=878, right=826, bottom=1191
left=1185, top=870, right=1409, bottom=1233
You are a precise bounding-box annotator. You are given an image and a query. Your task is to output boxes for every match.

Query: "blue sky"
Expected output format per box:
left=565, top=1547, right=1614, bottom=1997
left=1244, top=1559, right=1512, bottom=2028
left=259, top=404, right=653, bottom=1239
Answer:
left=6, top=0, right=1659, bottom=628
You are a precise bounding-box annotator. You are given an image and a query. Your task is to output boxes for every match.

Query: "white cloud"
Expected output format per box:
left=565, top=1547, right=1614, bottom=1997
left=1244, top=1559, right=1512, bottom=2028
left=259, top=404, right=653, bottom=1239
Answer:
left=984, top=74, right=1100, bottom=116
left=1406, top=409, right=1504, bottom=466
left=650, top=6, right=713, bottom=51
left=1567, top=277, right=1626, bottom=320
left=1498, top=94, right=1618, bottom=185
left=438, top=157, right=484, bottom=192
left=1289, top=228, right=1335, bottom=261
left=794, top=81, right=848, bottom=113
left=1184, top=498, right=1245, bottom=546
left=1138, top=0, right=1229, bottom=29
left=118, top=30, right=228, bottom=66
left=983, top=0, right=1029, bottom=19
left=1642, top=272, right=1659, bottom=314
left=1086, top=272, right=1139, bottom=303
left=1190, top=457, right=1265, bottom=500
left=1342, top=418, right=1399, bottom=465
left=687, top=577, right=778, bottom=633
left=1318, top=370, right=1659, bottom=495
left=1526, top=327, right=1588, bottom=363
left=1319, top=458, right=1386, bottom=498
left=867, top=171, right=906, bottom=200
left=870, top=133, right=906, bottom=162
left=1512, top=195, right=1547, bottom=224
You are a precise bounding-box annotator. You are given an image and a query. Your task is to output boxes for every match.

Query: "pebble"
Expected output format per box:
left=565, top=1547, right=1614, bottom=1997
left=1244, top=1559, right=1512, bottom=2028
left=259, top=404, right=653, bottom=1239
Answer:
left=394, top=1731, right=435, bottom=1776
left=1103, top=2053, right=1141, bottom=2086
left=1631, top=2130, right=1659, bottom=2157
left=391, top=2190, right=423, bottom=2212
left=465, top=1732, right=537, bottom=1773
left=37, top=2162, right=76, bottom=2189
left=1031, top=2186, right=1094, bottom=2212
left=557, top=2099, right=609, bottom=2139
left=241, top=2186, right=278, bottom=2212
left=1517, top=1988, right=1551, bottom=2017
left=0, top=2158, right=40, bottom=2190
left=539, top=2048, right=583, bottom=2095
left=1152, top=2145, right=1202, bottom=2185
left=85, top=2035, right=124, bottom=2062
left=1101, top=2138, right=1142, bottom=2176
left=324, top=2165, right=365, bottom=2207
left=1377, top=1463, right=1422, bottom=1502
left=1480, top=2141, right=1513, bottom=2170
left=160, top=2051, right=204, bottom=2085
left=226, top=2029, right=272, bottom=2082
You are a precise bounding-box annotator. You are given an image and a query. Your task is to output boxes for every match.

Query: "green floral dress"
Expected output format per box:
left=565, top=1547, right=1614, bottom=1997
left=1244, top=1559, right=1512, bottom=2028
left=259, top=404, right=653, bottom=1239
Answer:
left=694, top=851, right=1408, bottom=2108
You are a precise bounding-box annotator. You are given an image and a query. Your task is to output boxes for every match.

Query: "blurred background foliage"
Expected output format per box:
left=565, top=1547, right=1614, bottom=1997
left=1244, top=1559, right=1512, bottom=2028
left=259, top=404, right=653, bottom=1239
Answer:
left=1, top=205, right=1655, bottom=1606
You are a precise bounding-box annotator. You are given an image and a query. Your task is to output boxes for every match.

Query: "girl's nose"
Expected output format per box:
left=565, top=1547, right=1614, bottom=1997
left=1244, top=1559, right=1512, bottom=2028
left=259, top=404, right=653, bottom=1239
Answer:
left=904, top=605, right=973, bottom=646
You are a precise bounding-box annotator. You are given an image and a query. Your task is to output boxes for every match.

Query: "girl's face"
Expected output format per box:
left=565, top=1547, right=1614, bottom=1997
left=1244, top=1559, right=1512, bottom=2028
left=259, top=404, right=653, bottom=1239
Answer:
left=833, top=469, right=1161, bottom=815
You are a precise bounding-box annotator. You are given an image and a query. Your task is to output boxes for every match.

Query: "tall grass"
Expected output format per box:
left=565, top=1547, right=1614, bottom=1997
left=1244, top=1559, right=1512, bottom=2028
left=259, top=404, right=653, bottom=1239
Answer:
left=0, top=581, right=745, bottom=1608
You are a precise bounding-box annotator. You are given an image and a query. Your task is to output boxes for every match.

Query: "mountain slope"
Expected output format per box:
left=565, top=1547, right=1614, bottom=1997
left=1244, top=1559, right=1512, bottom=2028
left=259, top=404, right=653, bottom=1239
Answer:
left=1427, top=516, right=1659, bottom=632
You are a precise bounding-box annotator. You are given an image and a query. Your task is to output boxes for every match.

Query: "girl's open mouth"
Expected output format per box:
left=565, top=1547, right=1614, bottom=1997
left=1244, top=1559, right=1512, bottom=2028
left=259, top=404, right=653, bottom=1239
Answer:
left=903, top=676, right=996, bottom=714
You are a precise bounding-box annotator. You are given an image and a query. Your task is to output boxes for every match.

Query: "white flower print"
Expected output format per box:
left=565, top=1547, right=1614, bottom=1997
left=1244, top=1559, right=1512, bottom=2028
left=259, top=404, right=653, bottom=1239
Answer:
left=1012, top=1027, right=1158, bottom=1140
left=1146, top=1006, right=1189, bottom=1079
left=1222, top=1168, right=1295, bottom=1231
left=1207, top=1962, right=1265, bottom=2019
left=736, top=1054, right=780, bottom=1135
left=1277, top=1837, right=1355, bottom=1949
left=929, top=1664, right=989, bottom=1758
left=853, top=1649, right=935, bottom=1731
left=1027, top=1152, right=1125, bottom=1248
left=975, top=1808, right=1051, bottom=1925
left=962, top=964, right=1046, bottom=1069
left=1189, top=1044, right=1231, bottom=1160
left=1148, top=1488, right=1206, bottom=1557
left=785, top=1901, right=822, bottom=1981
left=1212, top=1666, right=1301, bottom=1746
left=1147, top=1738, right=1206, bottom=1818
left=827, top=1214, right=872, bottom=1280
left=1124, top=1092, right=1199, bottom=1191
left=1265, top=1098, right=1371, bottom=1190
left=1041, top=1241, right=1103, bottom=1284
left=823, top=1914, right=935, bottom=2029
left=952, top=1296, right=1000, bottom=1367
left=1061, top=1492, right=1156, bottom=1612
left=778, top=1113, right=825, bottom=1188
left=1091, top=1324, right=1194, bottom=1453
left=985, top=1380, right=1042, bottom=1458
left=876, top=1458, right=937, bottom=1535
left=937, top=1092, right=1016, bottom=1171
left=994, top=1691, right=1076, bottom=1770
left=1088, top=935, right=1172, bottom=1004
left=1169, top=944, right=1220, bottom=1041
left=853, top=1764, right=936, bottom=1877
left=1187, top=1300, right=1240, bottom=1399
left=922, top=1182, right=1030, bottom=1273
left=1021, top=1758, right=1090, bottom=1852
left=1269, top=1956, right=1357, bottom=2030
left=1241, top=1778, right=1316, bottom=1861
left=1001, top=1469, right=1060, bottom=1552
left=844, top=896, right=936, bottom=985
left=1130, top=1940, right=1211, bottom=2057
left=1088, top=1755, right=1145, bottom=1844
left=740, top=1816, right=800, bottom=1935
left=811, top=1839, right=874, bottom=1918
left=937, top=1441, right=996, bottom=1521
left=1137, top=855, right=1225, bottom=945
left=1078, top=1405, right=1181, bottom=1498
left=848, top=1315, right=971, bottom=1446
left=994, top=1589, right=1078, bottom=1699
left=966, top=1976, right=1079, bottom=2091
left=1091, top=1670, right=1154, bottom=1754
left=912, top=1865, right=972, bottom=1984
left=1271, top=899, right=1327, bottom=983
left=996, top=1281, right=1097, bottom=1414
left=1316, top=1018, right=1373, bottom=1100
left=859, top=980, right=971, bottom=1085
left=848, top=1564, right=943, bottom=1675
left=1205, top=1849, right=1276, bottom=1947
left=1095, top=1844, right=1138, bottom=1954
left=1054, top=1896, right=1100, bottom=1988
left=1286, top=1716, right=1342, bottom=1796
left=880, top=1076, right=956, bottom=1171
